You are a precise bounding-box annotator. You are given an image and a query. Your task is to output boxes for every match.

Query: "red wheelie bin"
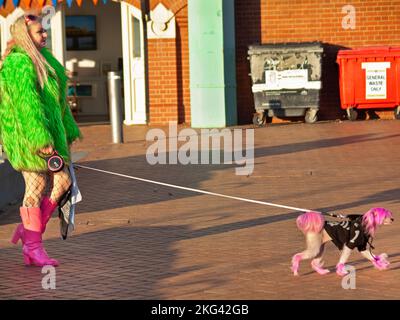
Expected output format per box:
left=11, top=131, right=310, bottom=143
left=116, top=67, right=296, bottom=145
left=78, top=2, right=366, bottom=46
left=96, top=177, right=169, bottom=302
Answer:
left=337, top=46, right=400, bottom=120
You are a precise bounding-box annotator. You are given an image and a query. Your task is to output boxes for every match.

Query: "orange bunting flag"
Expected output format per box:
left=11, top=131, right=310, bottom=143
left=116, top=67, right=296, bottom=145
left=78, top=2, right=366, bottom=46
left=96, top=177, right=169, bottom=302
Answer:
left=38, top=0, right=47, bottom=7
left=21, top=0, right=33, bottom=9
left=76, top=0, right=83, bottom=6
left=92, top=0, right=99, bottom=5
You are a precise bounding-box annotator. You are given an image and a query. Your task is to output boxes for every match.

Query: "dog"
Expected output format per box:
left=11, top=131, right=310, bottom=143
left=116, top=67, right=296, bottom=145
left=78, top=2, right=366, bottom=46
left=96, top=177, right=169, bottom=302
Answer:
left=291, top=207, right=394, bottom=276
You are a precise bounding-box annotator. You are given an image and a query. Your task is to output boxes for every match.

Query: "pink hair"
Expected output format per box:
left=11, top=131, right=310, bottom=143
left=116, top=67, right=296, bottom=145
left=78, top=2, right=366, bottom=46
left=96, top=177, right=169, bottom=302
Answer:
left=296, top=211, right=324, bottom=234
left=362, top=207, right=393, bottom=236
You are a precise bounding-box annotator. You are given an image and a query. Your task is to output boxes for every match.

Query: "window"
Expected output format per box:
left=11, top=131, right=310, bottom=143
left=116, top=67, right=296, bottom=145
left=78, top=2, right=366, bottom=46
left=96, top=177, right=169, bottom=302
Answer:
left=66, top=15, right=97, bottom=51
left=132, top=16, right=141, bottom=58
left=68, top=83, right=95, bottom=97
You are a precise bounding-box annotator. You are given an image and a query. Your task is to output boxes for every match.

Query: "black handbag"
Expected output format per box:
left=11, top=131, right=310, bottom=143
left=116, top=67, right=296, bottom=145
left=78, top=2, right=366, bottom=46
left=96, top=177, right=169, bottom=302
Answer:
left=58, top=187, right=73, bottom=240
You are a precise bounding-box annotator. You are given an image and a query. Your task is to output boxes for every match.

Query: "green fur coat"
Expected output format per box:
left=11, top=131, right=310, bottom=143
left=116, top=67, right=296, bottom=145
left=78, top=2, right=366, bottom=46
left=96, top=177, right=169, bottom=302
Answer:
left=0, top=46, right=81, bottom=172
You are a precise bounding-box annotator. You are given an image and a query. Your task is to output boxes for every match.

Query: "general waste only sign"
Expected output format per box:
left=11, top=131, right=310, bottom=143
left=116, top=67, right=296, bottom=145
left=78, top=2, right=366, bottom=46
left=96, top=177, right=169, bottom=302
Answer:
left=362, top=62, right=390, bottom=99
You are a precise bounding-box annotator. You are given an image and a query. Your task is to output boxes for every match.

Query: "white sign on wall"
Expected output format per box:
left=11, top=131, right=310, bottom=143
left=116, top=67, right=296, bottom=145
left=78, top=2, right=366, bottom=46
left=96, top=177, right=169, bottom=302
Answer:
left=362, top=62, right=390, bottom=99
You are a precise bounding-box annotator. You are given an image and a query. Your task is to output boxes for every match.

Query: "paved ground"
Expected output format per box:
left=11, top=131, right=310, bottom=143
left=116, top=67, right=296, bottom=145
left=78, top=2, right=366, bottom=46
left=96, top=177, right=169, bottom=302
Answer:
left=0, top=119, right=400, bottom=299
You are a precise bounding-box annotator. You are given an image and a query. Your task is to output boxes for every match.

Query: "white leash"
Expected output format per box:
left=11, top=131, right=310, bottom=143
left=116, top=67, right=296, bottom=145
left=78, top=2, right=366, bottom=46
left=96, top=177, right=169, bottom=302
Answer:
left=75, top=164, right=348, bottom=218
left=75, top=164, right=313, bottom=213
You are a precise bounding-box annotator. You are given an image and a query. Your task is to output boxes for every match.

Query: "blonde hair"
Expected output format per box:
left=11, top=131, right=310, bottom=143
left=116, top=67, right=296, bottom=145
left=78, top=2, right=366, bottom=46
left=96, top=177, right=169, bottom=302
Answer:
left=3, top=14, right=54, bottom=88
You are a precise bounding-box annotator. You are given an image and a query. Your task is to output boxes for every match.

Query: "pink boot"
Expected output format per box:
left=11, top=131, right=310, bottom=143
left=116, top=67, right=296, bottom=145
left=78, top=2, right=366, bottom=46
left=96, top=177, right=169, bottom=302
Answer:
left=10, top=197, right=58, bottom=244
left=10, top=223, right=24, bottom=245
left=311, top=259, right=330, bottom=275
left=40, top=197, right=58, bottom=233
left=291, top=254, right=302, bottom=276
left=19, top=207, right=59, bottom=267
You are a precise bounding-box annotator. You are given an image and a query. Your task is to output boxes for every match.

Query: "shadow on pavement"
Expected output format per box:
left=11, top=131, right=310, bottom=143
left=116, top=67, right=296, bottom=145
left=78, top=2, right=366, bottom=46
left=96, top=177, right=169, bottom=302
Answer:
left=315, top=188, right=400, bottom=214
left=253, top=133, right=400, bottom=159
left=1, top=132, right=399, bottom=227
left=0, top=225, right=224, bottom=299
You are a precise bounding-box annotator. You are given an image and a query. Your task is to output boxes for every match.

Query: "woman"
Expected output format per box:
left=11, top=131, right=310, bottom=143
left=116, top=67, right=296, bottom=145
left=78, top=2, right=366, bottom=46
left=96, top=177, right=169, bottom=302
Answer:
left=0, top=14, right=81, bottom=267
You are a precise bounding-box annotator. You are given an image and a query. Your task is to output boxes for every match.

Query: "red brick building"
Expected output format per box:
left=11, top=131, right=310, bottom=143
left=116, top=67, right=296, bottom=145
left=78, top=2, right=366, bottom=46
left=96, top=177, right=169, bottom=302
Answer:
left=131, top=0, right=400, bottom=125
left=1, top=0, right=400, bottom=125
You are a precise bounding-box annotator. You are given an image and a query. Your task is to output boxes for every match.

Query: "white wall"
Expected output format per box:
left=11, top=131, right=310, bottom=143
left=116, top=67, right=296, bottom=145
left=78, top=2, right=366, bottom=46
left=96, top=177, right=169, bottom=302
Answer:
left=64, top=1, right=123, bottom=116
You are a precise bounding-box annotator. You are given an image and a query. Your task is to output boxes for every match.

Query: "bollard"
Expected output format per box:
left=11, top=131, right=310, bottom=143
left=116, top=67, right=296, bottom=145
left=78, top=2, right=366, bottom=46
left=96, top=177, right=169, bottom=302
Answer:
left=107, top=71, right=124, bottom=143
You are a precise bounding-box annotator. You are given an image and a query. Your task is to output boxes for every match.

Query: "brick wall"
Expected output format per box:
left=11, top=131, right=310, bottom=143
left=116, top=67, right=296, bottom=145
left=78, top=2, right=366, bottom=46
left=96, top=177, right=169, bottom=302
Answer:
left=236, top=0, right=400, bottom=124
left=235, top=0, right=263, bottom=124
left=148, top=38, right=180, bottom=124
left=125, top=0, right=141, bottom=8
left=130, top=0, right=400, bottom=126
left=175, top=3, right=191, bottom=125
left=144, top=0, right=190, bottom=125
left=261, top=0, right=400, bottom=46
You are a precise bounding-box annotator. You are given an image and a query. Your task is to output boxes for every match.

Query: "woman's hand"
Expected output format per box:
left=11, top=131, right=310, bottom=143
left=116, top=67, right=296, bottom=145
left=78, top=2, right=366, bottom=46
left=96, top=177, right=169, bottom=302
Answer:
left=39, top=145, right=54, bottom=156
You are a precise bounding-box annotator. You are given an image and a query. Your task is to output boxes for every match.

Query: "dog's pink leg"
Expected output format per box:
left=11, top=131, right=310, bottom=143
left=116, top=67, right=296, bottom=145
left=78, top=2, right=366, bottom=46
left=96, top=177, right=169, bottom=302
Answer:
left=311, top=259, right=330, bottom=275
left=291, top=254, right=302, bottom=276
left=336, top=245, right=353, bottom=276
left=336, top=263, right=349, bottom=276
left=372, top=254, right=390, bottom=270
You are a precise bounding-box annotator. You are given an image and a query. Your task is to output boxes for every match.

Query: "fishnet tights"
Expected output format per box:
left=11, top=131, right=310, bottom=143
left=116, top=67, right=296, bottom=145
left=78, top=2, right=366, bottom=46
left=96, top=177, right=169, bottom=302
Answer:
left=21, top=167, right=72, bottom=207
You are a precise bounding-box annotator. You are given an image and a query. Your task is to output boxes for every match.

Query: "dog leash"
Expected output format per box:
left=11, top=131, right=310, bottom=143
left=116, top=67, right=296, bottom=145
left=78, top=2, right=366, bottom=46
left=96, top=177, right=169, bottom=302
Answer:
left=75, top=164, right=352, bottom=220
left=77, top=165, right=382, bottom=253
left=323, top=212, right=349, bottom=220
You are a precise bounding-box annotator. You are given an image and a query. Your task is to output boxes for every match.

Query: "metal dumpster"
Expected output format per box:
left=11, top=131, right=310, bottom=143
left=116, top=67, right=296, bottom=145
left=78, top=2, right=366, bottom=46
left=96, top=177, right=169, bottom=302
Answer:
left=248, top=42, right=324, bottom=126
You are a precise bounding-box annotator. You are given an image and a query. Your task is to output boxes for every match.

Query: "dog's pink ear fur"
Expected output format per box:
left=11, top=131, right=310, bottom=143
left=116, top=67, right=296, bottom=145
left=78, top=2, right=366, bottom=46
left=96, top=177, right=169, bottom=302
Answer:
left=362, top=207, right=393, bottom=236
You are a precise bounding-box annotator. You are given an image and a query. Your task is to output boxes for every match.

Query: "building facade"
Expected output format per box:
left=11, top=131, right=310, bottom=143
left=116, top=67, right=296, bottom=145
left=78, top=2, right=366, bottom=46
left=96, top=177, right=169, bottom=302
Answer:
left=1, top=0, right=400, bottom=127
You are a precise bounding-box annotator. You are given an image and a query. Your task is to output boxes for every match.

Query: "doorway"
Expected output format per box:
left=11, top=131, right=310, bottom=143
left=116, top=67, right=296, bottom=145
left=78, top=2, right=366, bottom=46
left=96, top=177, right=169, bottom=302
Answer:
left=121, top=2, right=147, bottom=125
